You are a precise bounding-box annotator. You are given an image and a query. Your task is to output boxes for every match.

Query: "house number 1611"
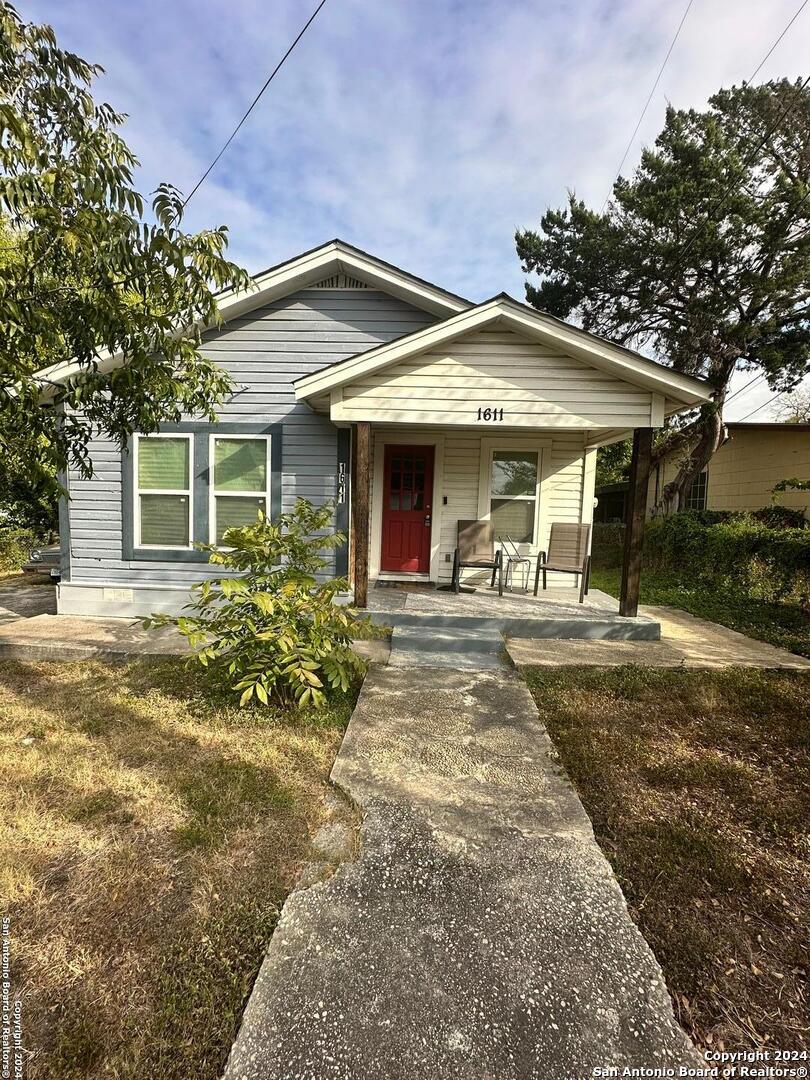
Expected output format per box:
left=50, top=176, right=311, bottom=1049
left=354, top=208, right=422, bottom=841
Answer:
left=477, top=407, right=504, bottom=421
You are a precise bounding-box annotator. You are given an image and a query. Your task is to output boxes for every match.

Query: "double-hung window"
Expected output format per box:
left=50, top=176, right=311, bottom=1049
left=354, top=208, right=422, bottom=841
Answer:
left=489, top=449, right=539, bottom=544
left=134, top=434, right=193, bottom=548
left=684, top=469, right=708, bottom=511
left=210, top=435, right=271, bottom=544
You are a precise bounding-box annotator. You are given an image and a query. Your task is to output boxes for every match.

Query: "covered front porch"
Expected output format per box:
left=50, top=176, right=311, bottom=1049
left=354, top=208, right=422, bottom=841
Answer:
left=345, top=417, right=661, bottom=632
left=366, top=581, right=661, bottom=640
left=294, top=293, right=713, bottom=631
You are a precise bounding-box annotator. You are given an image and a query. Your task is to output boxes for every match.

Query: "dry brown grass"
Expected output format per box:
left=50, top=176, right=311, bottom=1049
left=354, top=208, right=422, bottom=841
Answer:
left=0, top=658, right=355, bottom=1079
left=523, top=666, right=810, bottom=1054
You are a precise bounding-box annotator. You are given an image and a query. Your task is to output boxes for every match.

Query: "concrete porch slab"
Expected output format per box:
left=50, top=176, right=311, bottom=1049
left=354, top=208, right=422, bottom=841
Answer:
left=367, top=585, right=661, bottom=640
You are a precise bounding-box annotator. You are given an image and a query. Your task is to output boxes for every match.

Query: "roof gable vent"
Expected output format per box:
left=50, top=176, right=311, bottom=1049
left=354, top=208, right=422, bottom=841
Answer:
left=307, top=272, right=371, bottom=289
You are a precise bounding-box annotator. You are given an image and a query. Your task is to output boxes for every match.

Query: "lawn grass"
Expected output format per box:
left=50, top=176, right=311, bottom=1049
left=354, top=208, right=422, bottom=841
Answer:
left=0, top=658, right=359, bottom=1080
left=591, top=565, right=810, bottom=658
left=523, top=665, right=810, bottom=1052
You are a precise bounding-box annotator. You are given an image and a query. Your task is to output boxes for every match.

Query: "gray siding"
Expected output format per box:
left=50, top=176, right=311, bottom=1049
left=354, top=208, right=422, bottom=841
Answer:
left=65, top=289, right=435, bottom=587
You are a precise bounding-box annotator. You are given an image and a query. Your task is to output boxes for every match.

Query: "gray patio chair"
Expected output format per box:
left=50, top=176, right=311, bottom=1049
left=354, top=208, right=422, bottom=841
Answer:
left=533, top=523, right=592, bottom=604
left=451, top=520, right=504, bottom=596
left=499, top=534, right=532, bottom=593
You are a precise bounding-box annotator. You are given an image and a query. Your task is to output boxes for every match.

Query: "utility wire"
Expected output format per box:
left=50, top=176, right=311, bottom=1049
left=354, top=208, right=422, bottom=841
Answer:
left=665, top=72, right=810, bottom=272
left=182, top=0, right=329, bottom=209
left=601, top=0, right=695, bottom=211
left=725, top=372, right=765, bottom=403
left=736, top=391, right=783, bottom=422
left=747, top=0, right=809, bottom=82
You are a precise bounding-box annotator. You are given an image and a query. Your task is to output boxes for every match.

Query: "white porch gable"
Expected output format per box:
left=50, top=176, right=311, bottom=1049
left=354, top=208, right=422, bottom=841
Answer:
left=295, top=295, right=712, bottom=439
left=331, top=327, right=661, bottom=430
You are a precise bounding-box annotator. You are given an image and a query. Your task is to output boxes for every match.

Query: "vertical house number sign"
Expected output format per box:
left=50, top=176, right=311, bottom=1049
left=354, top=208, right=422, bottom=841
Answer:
left=337, top=461, right=348, bottom=503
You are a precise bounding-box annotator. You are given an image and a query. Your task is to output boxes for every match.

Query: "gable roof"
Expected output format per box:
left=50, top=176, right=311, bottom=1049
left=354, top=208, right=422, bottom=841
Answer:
left=222, top=239, right=472, bottom=319
left=294, top=293, right=714, bottom=409
left=35, top=240, right=472, bottom=393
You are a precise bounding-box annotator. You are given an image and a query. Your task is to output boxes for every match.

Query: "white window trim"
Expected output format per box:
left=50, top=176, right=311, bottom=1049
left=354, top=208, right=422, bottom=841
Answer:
left=477, top=437, right=551, bottom=551
left=133, top=433, right=194, bottom=550
left=209, top=433, right=272, bottom=548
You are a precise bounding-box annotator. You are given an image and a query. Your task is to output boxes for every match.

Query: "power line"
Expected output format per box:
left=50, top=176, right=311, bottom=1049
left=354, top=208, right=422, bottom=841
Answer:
left=668, top=71, right=810, bottom=272
left=601, top=0, right=695, bottom=211
left=736, top=391, right=783, bottom=422
left=747, top=0, right=809, bottom=82
left=182, top=0, right=329, bottom=209
left=725, top=372, right=765, bottom=403
left=603, top=0, right=810, bottom=272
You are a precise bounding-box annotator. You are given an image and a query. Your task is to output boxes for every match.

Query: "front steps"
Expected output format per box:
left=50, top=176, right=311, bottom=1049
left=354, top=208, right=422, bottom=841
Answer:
left=388, top=625, right=506, bottom=669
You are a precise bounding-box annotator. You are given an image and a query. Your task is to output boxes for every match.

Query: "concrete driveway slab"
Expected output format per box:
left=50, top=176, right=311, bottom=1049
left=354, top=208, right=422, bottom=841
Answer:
left=224, top=667, right=699, bottom=1080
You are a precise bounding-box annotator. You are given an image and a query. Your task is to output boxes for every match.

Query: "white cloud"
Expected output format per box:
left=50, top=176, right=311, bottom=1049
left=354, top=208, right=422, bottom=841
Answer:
left=21, top=0, right=810, bottom=417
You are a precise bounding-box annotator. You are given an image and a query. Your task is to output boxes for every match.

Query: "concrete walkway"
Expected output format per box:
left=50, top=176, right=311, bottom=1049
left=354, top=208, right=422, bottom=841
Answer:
left=507, top=605, right=810, bottom=670
left=224, top=664, right=699, bottom=1080
left=0, top=577, right=56, bottom=624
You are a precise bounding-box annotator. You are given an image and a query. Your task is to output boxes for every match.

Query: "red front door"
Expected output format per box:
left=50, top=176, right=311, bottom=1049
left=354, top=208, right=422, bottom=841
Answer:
left=380, top=445, right=434, bottom=573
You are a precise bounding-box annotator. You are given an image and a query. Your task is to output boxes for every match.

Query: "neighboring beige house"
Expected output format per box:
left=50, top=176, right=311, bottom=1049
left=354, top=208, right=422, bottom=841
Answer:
left=595, top=422, right=810, bottom=521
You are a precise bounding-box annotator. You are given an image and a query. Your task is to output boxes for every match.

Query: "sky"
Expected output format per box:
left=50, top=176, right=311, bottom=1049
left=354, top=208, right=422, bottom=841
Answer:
left=22, top=0, right=810, bottom=420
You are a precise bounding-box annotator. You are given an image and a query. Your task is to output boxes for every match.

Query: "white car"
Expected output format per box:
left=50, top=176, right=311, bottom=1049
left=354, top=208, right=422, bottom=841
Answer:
left=22, top=542, right=61, bottom=581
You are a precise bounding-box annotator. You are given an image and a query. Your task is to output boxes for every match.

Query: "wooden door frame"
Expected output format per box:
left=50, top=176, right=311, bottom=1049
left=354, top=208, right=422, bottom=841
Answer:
left=369, top=430, right=445, bottom=582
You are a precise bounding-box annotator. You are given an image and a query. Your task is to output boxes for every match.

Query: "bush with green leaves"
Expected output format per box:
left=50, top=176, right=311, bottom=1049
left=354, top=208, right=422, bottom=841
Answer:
left=146, top=500, right=379, bottom=710
left=0, top=526, right=37, bottom=573
left=592, top=512, right=809, bottom=605
left=644, top=513, right=809, bottom=605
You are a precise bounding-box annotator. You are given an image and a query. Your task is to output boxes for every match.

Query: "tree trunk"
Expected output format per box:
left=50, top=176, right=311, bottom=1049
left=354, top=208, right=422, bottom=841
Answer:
left=654, top=404, right=728, bottom=516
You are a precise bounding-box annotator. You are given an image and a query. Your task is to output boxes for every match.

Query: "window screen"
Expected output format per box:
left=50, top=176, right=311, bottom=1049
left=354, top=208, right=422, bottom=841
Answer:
left=212, top=437, right=270, bottom=544
left=136, top=436, right=191, bottom=547
left=489, top=450, right=538, bottom=543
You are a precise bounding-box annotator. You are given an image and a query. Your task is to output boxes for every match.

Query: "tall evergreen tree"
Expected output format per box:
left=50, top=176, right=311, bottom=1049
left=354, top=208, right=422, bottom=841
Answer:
left=516, top=79, right=810, bottom=513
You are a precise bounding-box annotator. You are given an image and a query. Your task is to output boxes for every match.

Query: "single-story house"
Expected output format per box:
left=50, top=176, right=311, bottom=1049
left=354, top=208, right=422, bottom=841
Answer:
left=40, top=240, right=712, bottom=618
left=595, top=422, right=810, bottom=521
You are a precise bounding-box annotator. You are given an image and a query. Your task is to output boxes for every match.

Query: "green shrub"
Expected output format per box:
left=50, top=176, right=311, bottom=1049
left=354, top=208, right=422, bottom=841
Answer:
left=644, top=512, right=810, bottom=605
left=591, top=522, right=625, bottom=568
left=751, top=505, right=807, bottom=530
left=0, top=527, right=37, bottom=573
left=146, top=500, right=380, bottom=710
left=593, top=512, right=809, bottom=605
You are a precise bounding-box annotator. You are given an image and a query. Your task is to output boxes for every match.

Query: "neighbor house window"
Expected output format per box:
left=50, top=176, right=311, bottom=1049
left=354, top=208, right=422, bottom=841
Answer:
left=134, top=434, right=193, bottom=548
left=489, top=450, right=539, bottom=543
left=684, top=469, right=708, bottom=511
left=210, top=435, right=271, bottom=544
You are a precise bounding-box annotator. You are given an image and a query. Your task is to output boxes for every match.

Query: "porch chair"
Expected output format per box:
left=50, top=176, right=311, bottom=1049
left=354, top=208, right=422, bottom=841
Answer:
left=533, top=523, right=592, bottom=604
left=499, top=534, right=532, bottom=593
left=451, top=520, right=504, bottom=596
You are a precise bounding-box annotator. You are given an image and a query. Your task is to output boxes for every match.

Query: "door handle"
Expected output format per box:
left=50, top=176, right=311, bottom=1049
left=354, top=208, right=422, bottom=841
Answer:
left=424, top=514, right=431, bottom=527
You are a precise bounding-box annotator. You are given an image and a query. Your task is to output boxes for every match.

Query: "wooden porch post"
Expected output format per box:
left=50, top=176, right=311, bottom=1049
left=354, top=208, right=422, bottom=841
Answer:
left=619, top=427, right=653, bottom=617
left=351, top=421, right=371, bottom=608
